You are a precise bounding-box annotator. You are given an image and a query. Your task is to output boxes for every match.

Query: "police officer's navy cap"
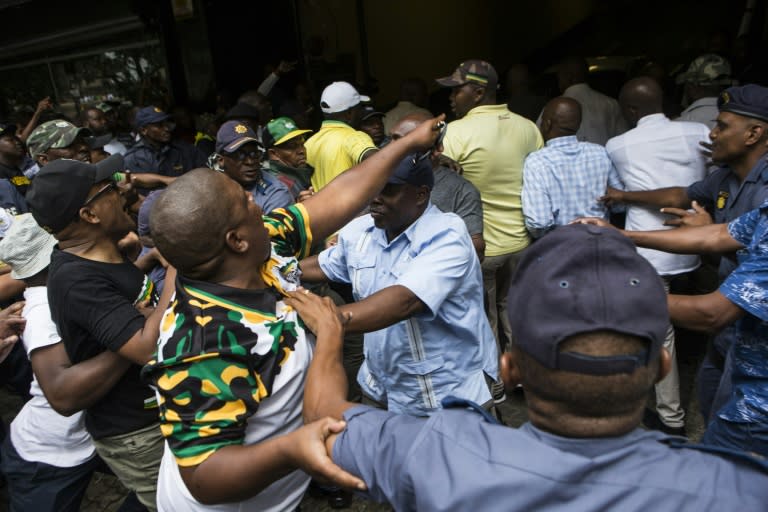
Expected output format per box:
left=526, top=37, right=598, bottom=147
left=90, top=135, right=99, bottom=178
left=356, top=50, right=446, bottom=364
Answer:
left=26, top=154, right=125, bottom=233
left=0, top=123, right=17, bottom=138
left=215, top=120, right=260, bottom=154
left=508, top=224, right=668, bottom=375
left=387, top=154, right=434, bottom=189
left=134, top=106, right=171, bottom=129
left=718, top=84, right=768, bottom=123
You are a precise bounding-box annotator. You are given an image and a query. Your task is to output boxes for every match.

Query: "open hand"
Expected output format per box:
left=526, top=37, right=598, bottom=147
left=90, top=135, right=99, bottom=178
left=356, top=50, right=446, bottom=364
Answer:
left=661, top=201, right=713, bottom=227
left=287, top=417, right=366, bottom=491
left=285, top=288, right=349, bottom=336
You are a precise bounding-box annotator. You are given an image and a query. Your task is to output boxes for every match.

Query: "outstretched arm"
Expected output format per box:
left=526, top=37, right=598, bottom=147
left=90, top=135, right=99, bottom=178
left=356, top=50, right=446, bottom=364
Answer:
left=573, top=218, right=743, bottom=254
left=302, top=116, right=445, bottom=241
left=668, top=292, right=745, bottom=333
left=339, top=286, right=425, bottom=334
left=600, top=186, right=690, bottom=209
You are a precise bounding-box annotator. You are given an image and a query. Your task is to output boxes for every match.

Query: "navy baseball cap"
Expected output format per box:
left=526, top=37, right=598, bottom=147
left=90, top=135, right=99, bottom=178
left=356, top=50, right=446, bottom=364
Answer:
left=388, top=155, right=434, bottom=189
left=718, top=84, right=768, bottom=123
left=135, top=106, right=171, bottom=129
left=27, top=154, right=125, bottom=233
left=508, top=224, right=668, bottom=375
left=215, top=120, right=260, bottom=154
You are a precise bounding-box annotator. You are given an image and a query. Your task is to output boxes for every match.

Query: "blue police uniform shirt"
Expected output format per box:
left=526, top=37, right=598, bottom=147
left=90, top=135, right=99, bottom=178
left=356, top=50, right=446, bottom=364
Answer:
left=249, top=170, right=294, bottom=214
left=124, top=139, right=207, bottom=177
left=687, top=158, right=768, bottom=278
left=333, top=404, right=768, bottom=511
left=0, top=179, right=28, bottom=215
left=718, top=202, right=768, bottom=424
left=318, top=204, right=498, bottom=415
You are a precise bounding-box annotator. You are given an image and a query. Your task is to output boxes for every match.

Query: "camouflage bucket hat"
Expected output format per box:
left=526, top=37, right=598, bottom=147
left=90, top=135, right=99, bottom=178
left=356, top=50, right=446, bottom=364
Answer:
left=436, top=59, right=498, bottom=90
left=676, top=54, right=732, bottom=86
left=27, top=120, right=91, bottom=156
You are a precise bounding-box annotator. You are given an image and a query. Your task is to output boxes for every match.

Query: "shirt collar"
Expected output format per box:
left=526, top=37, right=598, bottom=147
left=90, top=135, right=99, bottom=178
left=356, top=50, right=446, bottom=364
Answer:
left=321, top=120, right=353, bottom=129
left=464, top=104, right=510, bottom=117
left=545, top=135, right=579, bottom=148
left=744, top=157, right=768, bottom=184
left=636, top=113, right=668, bottom=127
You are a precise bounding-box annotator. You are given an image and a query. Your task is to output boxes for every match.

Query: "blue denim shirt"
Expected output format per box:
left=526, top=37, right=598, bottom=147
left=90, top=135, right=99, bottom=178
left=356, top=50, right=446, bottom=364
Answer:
left=318, top=205, right=498, bottom=415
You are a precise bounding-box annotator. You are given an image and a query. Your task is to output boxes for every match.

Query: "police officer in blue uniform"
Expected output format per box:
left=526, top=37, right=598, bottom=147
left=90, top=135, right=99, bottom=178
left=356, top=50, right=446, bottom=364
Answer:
left=290, top=224, right=768, bottom=511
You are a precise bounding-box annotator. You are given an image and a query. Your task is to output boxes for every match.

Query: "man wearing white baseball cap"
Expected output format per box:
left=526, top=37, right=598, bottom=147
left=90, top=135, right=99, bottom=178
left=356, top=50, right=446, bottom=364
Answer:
left=306, top=81, right=378, bottom=191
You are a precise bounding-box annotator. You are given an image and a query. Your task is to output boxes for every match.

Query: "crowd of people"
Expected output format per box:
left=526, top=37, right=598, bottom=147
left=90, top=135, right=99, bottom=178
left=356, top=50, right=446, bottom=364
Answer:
left=0, top=44, right=766, bottom=512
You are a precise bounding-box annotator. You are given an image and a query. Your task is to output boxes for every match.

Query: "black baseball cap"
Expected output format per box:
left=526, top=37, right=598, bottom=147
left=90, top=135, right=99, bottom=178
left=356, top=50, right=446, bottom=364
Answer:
left=27, top=154, right=124, bottom=233
left=388, top=155, right=434, bottom=189
left=508, top=224, right=668, bottom=375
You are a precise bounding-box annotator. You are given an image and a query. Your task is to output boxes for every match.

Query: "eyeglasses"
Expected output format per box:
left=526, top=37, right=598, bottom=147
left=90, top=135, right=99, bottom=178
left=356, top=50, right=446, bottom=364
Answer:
left=226, top=149, right=263, bottom=162
left=83, top=180, right=118, bottom=207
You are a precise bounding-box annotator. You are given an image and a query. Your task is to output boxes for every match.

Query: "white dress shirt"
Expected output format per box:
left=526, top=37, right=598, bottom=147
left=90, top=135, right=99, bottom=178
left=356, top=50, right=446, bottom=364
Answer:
left=606, top=114, right=710, bottom=275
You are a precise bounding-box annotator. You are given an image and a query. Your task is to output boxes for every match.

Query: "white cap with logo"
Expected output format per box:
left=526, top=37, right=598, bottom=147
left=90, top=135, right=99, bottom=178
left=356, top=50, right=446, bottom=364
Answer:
left=320, top=82, right=370, bottom=114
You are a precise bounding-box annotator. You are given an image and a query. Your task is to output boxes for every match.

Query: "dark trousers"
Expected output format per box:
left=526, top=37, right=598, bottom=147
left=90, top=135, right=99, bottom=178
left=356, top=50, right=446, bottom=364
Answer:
left=1, top=434, right=100, bottom=512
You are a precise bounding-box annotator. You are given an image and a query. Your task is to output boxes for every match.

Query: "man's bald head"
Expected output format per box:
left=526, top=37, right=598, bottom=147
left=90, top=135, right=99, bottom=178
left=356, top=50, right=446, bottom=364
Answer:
left=150, top=168, right=241, bottom=276
left=540, top=97, right=582, bottom=141
left=391, top=112, right=433, bottom=139
left=619, top=77, right=664, bottom=126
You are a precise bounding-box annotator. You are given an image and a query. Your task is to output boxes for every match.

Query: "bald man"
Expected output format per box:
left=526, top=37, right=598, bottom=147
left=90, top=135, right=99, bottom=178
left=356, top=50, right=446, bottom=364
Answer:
left=522, top=97, right=623, bottom=238
left=391, top=113, right=485, bottom=258
left=605, top=77, right=711, bottom=436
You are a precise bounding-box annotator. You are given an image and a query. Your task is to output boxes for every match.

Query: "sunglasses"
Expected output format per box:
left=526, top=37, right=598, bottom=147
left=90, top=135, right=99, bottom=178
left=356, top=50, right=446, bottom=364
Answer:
left=226, top=149, right=264, bottom=162
left=83, top=180, right=118, bottom=207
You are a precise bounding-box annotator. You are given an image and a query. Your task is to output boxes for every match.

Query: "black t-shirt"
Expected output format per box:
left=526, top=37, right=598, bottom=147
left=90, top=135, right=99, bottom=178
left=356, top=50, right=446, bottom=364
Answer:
left=47, top=248, right=159, bottom=440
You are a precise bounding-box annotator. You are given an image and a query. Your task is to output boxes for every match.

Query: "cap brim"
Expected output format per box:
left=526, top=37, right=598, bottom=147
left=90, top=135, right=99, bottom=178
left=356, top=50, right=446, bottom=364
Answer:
left=436, top=76, right=464, bottom=87
left=95, top=153, right=125, bottom=181
left=86, top=134, right=113, bottom=150
left=274, top=129, right=312, bottom=146
left=223, top=137, right=260, bottom=153
left=359, top=94, right=371, bottom=103
left=361, top=111, right=384, bottom=121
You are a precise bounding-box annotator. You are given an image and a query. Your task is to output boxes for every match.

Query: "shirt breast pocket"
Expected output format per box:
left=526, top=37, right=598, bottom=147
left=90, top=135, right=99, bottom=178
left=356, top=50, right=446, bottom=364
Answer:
left=349, top=253, right=378, bottom=301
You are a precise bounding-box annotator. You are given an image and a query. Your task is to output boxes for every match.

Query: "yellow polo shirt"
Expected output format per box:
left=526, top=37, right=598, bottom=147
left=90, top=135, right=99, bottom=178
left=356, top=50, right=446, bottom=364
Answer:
left=442, top=104, right=543, bottom=257
left=306, top=120, right=377, bottom=191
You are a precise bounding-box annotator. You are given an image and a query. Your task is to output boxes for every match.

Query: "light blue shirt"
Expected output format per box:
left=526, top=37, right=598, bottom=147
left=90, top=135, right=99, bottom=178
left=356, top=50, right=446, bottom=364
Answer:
left=522, top=135, right=624, bottom=238
left=318, top=204, right=498, bottom=415
left=249, top=170, right=294, bottom=214
left=334, top=404, right=768, bottom=511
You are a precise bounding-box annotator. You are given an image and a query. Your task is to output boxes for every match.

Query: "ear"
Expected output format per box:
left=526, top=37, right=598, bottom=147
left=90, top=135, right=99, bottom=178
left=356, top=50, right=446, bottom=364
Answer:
left=500, top=351, right=522, bottom=391
left=472, top=86, right=487, bottom=103
left=224, top=227, right=249, bottom=254
left=540, top=117, right=552, bottom=135
left=139, top=126, right=149, bottom=138
left=415, top=186, right=430, bottom=206
left=745, top=123, right=766, bottom=147
left=77, top=205, right=101, bottom=226
left=654, top=347, right=672, bottom=384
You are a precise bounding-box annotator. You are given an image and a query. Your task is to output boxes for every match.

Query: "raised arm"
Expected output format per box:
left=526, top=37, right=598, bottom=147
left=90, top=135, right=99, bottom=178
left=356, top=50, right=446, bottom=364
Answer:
left=285, top=289, right=356, bottom=422
left=116, top=266, right=177, bottom=365
left=302, top=115, right=445, bottom=241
